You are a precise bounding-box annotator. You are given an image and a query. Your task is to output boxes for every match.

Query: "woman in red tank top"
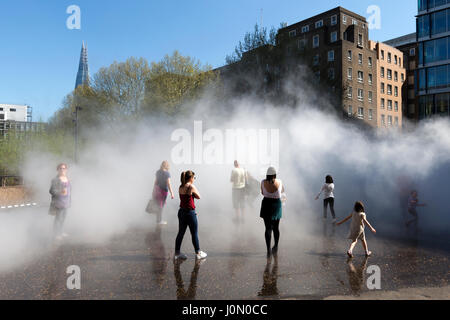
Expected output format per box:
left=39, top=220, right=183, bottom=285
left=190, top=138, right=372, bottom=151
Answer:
left=174, top=171, right=207, bottom=261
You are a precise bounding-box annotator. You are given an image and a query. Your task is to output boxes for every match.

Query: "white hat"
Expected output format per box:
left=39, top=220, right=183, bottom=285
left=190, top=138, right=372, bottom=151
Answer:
left=266, top=166, right=277, bottom=176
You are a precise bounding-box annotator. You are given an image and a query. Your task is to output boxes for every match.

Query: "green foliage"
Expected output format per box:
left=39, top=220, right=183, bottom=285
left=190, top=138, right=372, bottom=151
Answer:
left=144, top=51, right=220, bottom=115
left=226, top=24, right=279, bottom=65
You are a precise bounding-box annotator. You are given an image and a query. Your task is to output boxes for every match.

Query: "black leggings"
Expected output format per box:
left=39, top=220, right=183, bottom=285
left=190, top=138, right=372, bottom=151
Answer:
left=263, top=218, right=280, bottom=253
left=323, top=197, right=336, bottom=219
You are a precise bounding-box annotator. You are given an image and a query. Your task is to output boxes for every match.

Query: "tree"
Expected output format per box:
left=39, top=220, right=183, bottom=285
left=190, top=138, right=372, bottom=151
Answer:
left=144, top=51, right=220, bottom=115
left=225, top=24, right=279, bottom=64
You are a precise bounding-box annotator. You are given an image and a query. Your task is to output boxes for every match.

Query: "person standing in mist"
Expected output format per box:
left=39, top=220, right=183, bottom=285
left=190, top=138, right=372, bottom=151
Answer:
left=49, top=163, right=71, bottom=241
left=153, top=161, right=175, bottom=225
left=336, top=201, right=376, bottom=258
left=174, top=170, right=207, bottom=260
left=230, top=160, right=247, bottom=223
left=260, top=167, right=284, bottom=257
left=406, top=190, right=426, bottom=229
left=315, top=175, right=336, bottom=224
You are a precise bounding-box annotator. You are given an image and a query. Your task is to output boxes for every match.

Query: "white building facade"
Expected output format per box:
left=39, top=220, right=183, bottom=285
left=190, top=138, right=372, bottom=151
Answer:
left=0, top=104, right=31, bottom=122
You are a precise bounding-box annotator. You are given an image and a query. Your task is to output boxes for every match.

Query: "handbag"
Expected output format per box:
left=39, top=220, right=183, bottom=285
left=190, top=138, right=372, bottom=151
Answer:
left=145, top=198, right=159, bottom=214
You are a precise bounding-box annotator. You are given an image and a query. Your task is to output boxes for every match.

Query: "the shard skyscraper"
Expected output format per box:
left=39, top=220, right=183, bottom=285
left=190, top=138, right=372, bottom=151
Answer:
left=75, top=42, right=90, bottom=89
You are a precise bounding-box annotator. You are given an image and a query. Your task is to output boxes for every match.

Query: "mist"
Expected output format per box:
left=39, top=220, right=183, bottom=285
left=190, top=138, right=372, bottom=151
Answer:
left=1, top=82, right=450, bottom=273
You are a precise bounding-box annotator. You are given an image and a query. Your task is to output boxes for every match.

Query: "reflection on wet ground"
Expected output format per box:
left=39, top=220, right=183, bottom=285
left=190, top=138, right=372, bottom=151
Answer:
left=0, top=217, right=448, bottom=300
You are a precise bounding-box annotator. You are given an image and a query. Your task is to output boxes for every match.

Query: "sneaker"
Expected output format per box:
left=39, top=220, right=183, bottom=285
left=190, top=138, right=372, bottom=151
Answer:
left=195, top=251, right=207, bottom=260
left=158, top=221, right=168, bottom=225
left=174, top=253, right=188, bottom=260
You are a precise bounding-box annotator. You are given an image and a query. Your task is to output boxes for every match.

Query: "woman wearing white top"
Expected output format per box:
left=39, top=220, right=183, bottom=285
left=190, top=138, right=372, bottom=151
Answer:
left=315, top=175, right=336, bottom=223
left=260, top=167, right=285, bottom=257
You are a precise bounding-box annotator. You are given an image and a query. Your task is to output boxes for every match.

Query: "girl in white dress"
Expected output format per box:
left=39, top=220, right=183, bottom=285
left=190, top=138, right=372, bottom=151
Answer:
left=336, top=201, right=376, bottom=258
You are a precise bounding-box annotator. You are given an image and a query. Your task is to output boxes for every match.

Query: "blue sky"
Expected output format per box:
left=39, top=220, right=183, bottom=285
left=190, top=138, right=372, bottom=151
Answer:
left=0, top=0, right=417, bottom=121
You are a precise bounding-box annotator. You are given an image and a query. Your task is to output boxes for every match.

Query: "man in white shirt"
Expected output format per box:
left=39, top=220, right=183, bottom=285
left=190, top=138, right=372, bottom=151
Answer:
left=230, top=160, right=247, bottom=223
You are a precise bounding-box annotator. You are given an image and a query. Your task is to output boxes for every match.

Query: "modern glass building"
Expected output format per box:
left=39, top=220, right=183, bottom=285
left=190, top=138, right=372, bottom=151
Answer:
left=75, top=42, right=90, bottom=89
left=417, top=0, right=450, bottom=118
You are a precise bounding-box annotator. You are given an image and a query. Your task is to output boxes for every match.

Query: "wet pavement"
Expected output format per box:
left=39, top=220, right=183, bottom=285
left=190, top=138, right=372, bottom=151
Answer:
left=0, top=206, right=449, bottom=300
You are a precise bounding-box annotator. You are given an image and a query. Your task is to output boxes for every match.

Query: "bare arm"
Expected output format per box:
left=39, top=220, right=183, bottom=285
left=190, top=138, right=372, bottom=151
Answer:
left=336, top=213, right=352, bottom=226
left=191, top=185, right=201, bottom=199
left=315, top=185, right=324, bottom=200
left=167, top=178, right=174, bottom=199
left=363, top=218, right=376, bottom=233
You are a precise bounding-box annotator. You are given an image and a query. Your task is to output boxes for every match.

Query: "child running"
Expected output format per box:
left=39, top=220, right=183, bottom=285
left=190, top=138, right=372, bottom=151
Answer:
left=174, top=170, right=207, bottom=260
left=336, top=201, right=376, bottom=258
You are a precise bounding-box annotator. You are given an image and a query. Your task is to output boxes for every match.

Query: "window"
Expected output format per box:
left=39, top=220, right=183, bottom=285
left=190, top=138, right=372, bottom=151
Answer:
left=388, top=52, right=392, bottom=63
left=0, top=108, right=3, bottom=111
left=432, top=9, right=447, bottom=35
left=368, top=57, right=372, bottom=67
left=313, top=35, right=319, bottom=48
left=387, top=69, right=392, bottom=80
left=418, top=15, right=430, bottom=38
left=315, top=20, right=323, bottom=28
left=388, top=115, right=393, bottom=126
left=358, top=89, right=364, bottom=101
left=328, top=68, right=335, bottom=80
left=358, top=53, right=363, bottom=65
left=395, top=101, right=399, bottom=111
left=381, top=98, right=385, bottom=109
left=381, top=50, right=385, bottom=60
left=330, top=31, right=337, bottom=43
left=358, top=71, right=364, bottom=83
left=388, top=100, right=393, bottom=110
left=331, top=15, right=337, bottom=25
left=394, top=86, right=398, bottom=97
left=313, top=54, right=320, bottom=66
left=381, top=83, right=385, bottom=94
left=302, top=25, right=309, bottom=33
left=348, top=87, right=353, bottom=98
left=328, top=50, right=335, bottom=61
left=368, top=91, right=373, bottom=102
left=343, top=15, right=347, bottom=24
left=298, top=39, right=307, bottom=49
left=387, top=84, right=392, bottom=95
left=401, top=73, right=405, bottom=81
left=394, top=71, right=398, bottom=82
left=381, top=114, right=386, bottom=126
left=348, top=105, right=353, bottom=116
left=0, top=114, right=4, bottom=120
left=358, top=107, right=364, bottom=119
left=358, top=33, right=363, bottom=47
left=381, top=67, right=385, bottom=78
left=348, top=50, right=352, bottom=61
left=352, top=19, right=358, bottom=25
left=410, top=48, right=416, bottom=56
left=289, top=30, right=297, bottom=38
left=368, top=73, right=373, bottom=85
left=348, top=68, right=353, bottom=80
left=395, top=55, right=398, bottom=64
left=395, top=117, right=399, bottom=126
left=369, top=109, right=373, bottom=120
left=399, top=57, right=402, bottom=66
left=10, top=108, right=16, bottom=112
left=314, top=71, right=320, bottom=82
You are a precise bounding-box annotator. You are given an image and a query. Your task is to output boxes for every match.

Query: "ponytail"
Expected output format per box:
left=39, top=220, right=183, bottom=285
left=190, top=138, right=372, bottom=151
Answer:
left=180, top=171, right=186, bottom=186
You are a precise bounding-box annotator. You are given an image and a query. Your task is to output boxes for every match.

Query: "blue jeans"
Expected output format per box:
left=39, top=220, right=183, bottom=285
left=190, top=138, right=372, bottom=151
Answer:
left=175, top=209, right=200, bottom=253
